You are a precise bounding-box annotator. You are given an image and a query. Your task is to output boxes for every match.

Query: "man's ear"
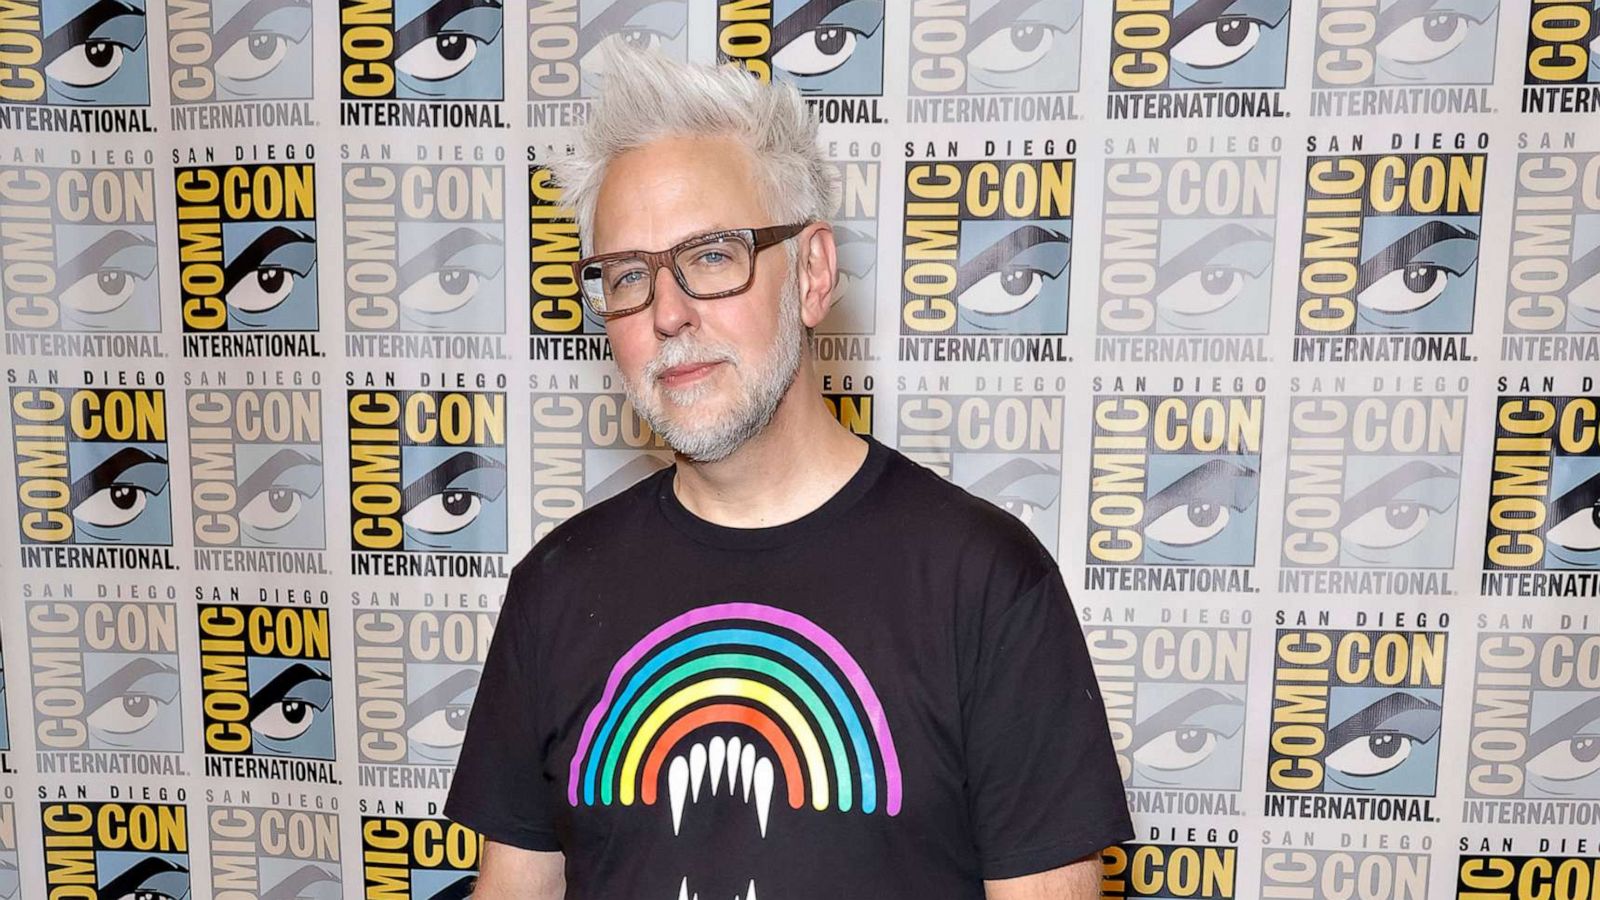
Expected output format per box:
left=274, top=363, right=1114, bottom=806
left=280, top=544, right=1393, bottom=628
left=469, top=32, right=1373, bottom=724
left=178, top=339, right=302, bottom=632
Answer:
left=795, top=223, right=838, bottom=330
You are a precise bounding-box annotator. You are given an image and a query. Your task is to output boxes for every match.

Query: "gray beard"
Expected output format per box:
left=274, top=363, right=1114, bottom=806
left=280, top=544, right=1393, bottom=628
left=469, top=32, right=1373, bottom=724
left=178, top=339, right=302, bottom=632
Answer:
left=622, top=275, right=805, bottom=463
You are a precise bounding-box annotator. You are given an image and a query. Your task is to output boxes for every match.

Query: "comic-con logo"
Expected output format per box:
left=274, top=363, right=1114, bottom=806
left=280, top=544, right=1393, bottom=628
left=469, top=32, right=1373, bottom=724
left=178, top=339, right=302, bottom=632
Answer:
left=1088, top=622, right=1249, bottom=815
left=1106, top=0, right=1290, bottom=118
left=1261, top=843, right=1430, bottom=900
left=41, top=800, right=188, bottom=900
left=1465, top=624, right=1600, bottom=823
left=187, top=385, right=327, bottom=572
left=165, top=0, right=316, bottom=122
left=198, top=604, right=337, bottom=781
left=9, top=384, right=175, bottom=570
left=1459, top=852, right=1600, bottom=899
left=899, top=152, right=1074, bottom=362
left=361, top=816, right=481, bottom=900
left=340, top=0, right=505, bottom=99
left=176, top=160, right=323, bottom=357
left=905, top=0, right=1081, bottom=125
left=0, top=0, right=151, bottom=108
left=817, top=153, right=880, bottom=340
left=1482, top=390, right=1600, bottom=597
left=1102, top=841, right=1238, bottom=900
left=347, top=386, right=509, bottom=577
left=529, top=161, right=611, bottom=361
left=0, top=801, right=15, bottom=900
left=1522, top=0, right=1600, bottom=112
left=1311, top=0, right=1500, bottom=90
left=343, top=158, right=507, bottom=357
left=355, top=609, right=494, bottom=788
left=0, top=163, right=161, bottom=350
left=530, top=389, right=670, bottom=542
left=527, top=0, right=689, bottom=123
left=1294, top=143, right=1485, bottom=362
left=1085, top=381, right=1264, bottom=591
left=1095, top=147, right=1278, bottom=363
left=1503, top=146, right=1600, bottom=358
left=897, top=385, right=1064, bottom=552
left=209, top=802, right=341, bottom=899
left=717, top=0, right=883, bottom=93
left=1280, top=381, right=1467, bottom=596
left=1265, top=622, right=1447, bottom=821
left=26, top=599, right=185, bottom=767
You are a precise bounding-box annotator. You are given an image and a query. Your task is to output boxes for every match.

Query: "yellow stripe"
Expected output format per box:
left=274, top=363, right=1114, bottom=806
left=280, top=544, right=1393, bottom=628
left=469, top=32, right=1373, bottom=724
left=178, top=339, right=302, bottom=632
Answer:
left=619, top=677, right=829, bottom=810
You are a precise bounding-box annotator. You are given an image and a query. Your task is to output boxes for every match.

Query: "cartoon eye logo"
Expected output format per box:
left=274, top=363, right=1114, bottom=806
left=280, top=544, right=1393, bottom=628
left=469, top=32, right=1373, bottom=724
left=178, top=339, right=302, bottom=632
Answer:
left=1153, top=223, right=1273, bottom=321
left=41, top=0, right=148, bottom=96
left=1130, top=688, right=1245, bottom=777
left=1529, top=735, right=1600, bottom=782
left=47, top=39, right=129, bottom=90
left=1567, top=245, right=1600, bottom=328
left=827, top=224, right=876, bottom=307
left=969, top=458, right=1061, bottom=528
left=1548, top=472, right=1600, bottom=554
left=71, top=447, right=169, bottom=532
left=85, top=658, right=179, bottom=744
left=209, top=0, right=311, bottom=88
left=1377, top=12, right=1470, bottom=64
left=99, top=856, right=188, bottom=900
left=401, top=451, right=508, bottom=538
left=249, top=663, right=332, bottom=744
left=773, top=25, right=868, bottom=76
left=1323, top=692, right=1442, bottom=781
left=1172, top=16, right=1265, bottom=68
left=235, top=449, right=322, bottom=542
left=1337, top=461, right=1458, bottom=555
left=58, top=229, right=157, bottom=321
left=223, top=226, right=316, bottom=316
left=968, top=21, right=1068, bottom=74
left=955, top=225, right=1070, bottom=321
left=407, top=669, right=480, bottom=760
left=1143, top=459, right=1258, bottom=549
left=398, top=228, right=504, bottom=319
left=394, top=0, right=505, bottom=83
left=1356, top=221, right=1478, bottom=317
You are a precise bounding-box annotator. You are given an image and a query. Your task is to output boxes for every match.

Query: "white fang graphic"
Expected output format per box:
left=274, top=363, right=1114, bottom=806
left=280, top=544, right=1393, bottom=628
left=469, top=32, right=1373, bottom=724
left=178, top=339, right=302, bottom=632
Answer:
left=709, top=736, right=727, bottom=796
left=726, top=736, right=742, bottom=795
left=662, top=747, right=779, bottom=838
left=690, top=741, right=707, bottom=802
left=669, top=755, right=689, bottom=836
left=753, top=756, right=774, bottom=838
left=740, top=743, right=755, bottom=802
left=675, top=877, right=758, bottom=900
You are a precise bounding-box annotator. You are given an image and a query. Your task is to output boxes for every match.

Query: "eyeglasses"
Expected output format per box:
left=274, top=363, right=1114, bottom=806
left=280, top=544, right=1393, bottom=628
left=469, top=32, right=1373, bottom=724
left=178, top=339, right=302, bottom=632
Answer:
left=572, top=222, right=810, bottom=319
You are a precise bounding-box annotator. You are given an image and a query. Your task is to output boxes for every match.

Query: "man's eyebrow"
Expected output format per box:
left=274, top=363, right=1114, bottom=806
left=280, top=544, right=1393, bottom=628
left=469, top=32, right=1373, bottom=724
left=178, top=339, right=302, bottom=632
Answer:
left=772, top=0, right=857, bottom=48
left=59, top=229, right=155, bottom=283
left=44, top=0, right=141, bottom=60
left=215, top=0, right=310, bottom=49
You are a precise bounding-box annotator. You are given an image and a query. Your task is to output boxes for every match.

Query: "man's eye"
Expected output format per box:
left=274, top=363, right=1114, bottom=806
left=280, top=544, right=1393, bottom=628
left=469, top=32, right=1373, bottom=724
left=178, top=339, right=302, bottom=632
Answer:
left=957, top=265, right=1047, bottom=316
left=252, top=698, right=322, bottom=741
left=1171, top=17, right=1262, bottom=69
left=772, top=26, right=862, bottom=76
left=1145, top=501, right=1231, bottom=546
left=1325, top=731, right=1416, bottom=777
left=226, top=267, right=297, bottom=313
left=1358, top=263, right=1453, bottom=314
left=404, top=489, right=484, bottom=535
left=216, top=31, right=295, bottom=82
left=968, top=23, right=1060, bottom=74
left=397, top=32, right=483, bottom=81
left=60, top=268, right=142, bottom=315
left=1133, top=727, right=1222, bottom=771
left=86, top=692, right=163, bottom=735
left=75, top=484, right=151, bottom=528
left=1547, top=502, right=1600, bottom=552
left=46, top=39, right=129, bottom=88
left=239, top=487, right=307, bottom=532
left=1377, top=12, right=1471, bottom=64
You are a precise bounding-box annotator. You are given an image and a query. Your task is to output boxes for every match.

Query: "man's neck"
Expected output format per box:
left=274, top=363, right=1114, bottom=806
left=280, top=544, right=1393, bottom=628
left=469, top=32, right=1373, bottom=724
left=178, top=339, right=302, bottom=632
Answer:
left=670, top=375, right=868, bottom=529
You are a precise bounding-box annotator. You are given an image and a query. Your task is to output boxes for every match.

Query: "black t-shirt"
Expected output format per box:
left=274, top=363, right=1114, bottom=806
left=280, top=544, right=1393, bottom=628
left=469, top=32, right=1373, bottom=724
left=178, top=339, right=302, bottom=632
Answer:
left=445, top=436, right=1132, bottom=898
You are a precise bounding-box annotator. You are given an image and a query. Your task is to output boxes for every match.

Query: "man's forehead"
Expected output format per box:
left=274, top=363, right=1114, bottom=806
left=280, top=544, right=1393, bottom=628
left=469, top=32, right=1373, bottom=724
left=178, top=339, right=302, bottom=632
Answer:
left=593, top=137, right=768, bottom=249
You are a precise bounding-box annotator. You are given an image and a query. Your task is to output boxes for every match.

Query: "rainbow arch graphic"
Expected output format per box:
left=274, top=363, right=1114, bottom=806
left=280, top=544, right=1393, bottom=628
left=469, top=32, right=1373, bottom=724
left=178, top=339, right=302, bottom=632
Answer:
left=568, top=602, right=903, bottom=817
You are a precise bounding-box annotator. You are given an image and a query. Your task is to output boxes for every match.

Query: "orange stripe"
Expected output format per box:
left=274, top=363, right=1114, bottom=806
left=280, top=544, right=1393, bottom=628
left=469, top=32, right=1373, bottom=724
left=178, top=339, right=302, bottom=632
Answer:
left=639, top=703, right=806, bottom=809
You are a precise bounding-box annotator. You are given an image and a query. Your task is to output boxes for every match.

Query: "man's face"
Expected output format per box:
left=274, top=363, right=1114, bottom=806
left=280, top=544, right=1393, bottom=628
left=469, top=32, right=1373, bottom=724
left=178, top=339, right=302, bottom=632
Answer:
left=593, top=135, right=803, bottom=460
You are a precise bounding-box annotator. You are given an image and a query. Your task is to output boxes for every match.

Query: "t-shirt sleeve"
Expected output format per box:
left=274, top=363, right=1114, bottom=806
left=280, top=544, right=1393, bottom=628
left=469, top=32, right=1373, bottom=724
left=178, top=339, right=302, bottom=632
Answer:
left=442, top=570, right=562, bottom=851
left=960, top=563, right=1134, bottom=879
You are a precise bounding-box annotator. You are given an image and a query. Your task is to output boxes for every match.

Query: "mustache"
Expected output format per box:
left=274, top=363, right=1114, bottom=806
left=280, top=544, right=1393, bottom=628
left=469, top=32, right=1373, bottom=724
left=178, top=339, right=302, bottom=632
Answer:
left=643, top=335, right=741, bottom=383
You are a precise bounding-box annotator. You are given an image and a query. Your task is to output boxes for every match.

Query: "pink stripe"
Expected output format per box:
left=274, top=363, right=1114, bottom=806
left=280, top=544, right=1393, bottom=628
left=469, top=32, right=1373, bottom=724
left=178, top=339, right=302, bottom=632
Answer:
left=568, top=602, right=903, bottom=814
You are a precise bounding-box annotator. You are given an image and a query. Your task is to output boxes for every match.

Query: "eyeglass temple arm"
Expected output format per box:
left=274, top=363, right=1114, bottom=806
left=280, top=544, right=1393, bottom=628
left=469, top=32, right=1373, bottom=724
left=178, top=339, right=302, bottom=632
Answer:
left=750, top=222, right=811, bottom=249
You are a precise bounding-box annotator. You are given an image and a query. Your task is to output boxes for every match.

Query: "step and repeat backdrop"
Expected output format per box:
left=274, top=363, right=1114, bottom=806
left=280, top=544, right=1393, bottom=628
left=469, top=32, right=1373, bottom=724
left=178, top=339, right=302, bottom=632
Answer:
left=1, top=1, right=1598, bottom=898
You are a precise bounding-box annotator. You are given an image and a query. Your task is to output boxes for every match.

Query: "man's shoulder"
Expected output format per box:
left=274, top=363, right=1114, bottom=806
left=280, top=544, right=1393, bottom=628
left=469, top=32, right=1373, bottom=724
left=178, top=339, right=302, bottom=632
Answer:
left=510, top=464, right=668, bottom=583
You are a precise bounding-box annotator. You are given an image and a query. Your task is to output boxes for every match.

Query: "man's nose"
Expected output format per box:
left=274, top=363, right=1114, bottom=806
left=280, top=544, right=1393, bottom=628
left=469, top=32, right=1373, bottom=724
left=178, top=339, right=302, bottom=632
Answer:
left=651, top=264, right=698, bottom=338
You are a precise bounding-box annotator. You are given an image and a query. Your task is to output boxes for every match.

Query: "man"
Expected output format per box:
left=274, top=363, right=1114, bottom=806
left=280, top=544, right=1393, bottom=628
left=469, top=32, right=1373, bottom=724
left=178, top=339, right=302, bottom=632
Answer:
left=445, top=44, right=1132, bottom=899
